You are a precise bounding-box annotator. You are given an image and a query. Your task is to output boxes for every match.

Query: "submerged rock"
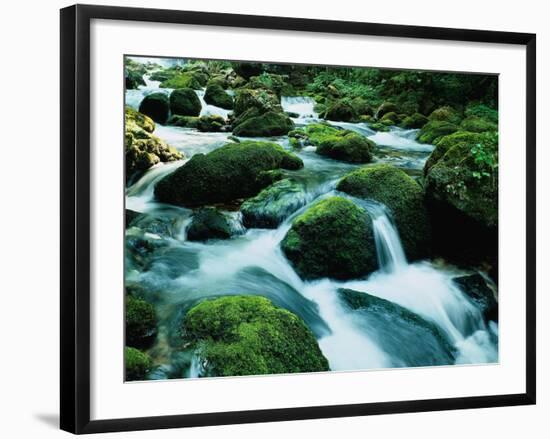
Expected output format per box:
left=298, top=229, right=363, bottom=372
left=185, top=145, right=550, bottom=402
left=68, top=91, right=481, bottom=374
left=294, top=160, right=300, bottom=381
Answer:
left=154, top=141, right=303, bottom=207
left=187, top=208, right=232, bottom=241
left=183, top=296, right=329, bottom=377
left=453, top=274, right=498, bottom=323
left=170, top=88, right=202, bottom=117
left=138, top=92, right=170, bottom=124
left=337, top=164, right=431, bottom=260
left=241, top=179, right=308, bottom=228
left=281, top=197, right=377, bottom=280
left=126, top=295, right=158, bottom=349
left=337, top=288, right=456, bottom=365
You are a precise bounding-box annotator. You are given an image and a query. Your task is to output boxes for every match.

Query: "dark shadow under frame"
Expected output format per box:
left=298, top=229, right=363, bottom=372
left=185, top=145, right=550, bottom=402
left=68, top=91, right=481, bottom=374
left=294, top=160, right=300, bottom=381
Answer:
left=60, top=4, right=536, bottom=434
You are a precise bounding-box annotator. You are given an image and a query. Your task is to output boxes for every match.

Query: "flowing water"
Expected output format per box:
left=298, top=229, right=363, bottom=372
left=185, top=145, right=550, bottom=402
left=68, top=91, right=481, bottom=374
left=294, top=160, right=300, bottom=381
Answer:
left=126, top=76, right=498, bottom=379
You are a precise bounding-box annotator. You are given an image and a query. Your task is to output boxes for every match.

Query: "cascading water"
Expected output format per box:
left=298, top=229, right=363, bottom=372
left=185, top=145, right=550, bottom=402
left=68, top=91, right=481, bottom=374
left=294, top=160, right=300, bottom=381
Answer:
left=194, top=89, right=233, bottom=119
left=125, top=82, right=498, bottom=379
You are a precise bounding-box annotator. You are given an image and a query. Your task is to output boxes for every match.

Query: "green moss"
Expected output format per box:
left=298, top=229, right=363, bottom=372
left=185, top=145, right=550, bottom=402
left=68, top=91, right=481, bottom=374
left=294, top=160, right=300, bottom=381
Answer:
left=138, top=92, right=170, bottom=124
left=125, top=347, right=153, bottom=381
left=184, top=296, right=329, bottom=377
left=459, top=116, right=497, bottom=133
left=160, top=71, right=206, bottom=89
left=281, top=197, right=377, bottom=280
left=464, top=103, right=498, bottom=124
left=416, top=120, right=458, bottom=144
left=154, top=141, right=303, bottom=206
left=233, top=88, right=281, bottom=118
left=233, top=111, right=294, bottom=137
left=322, top=99, right=359, bottom=122
left=400, top=112, right=428, bottom=129
left=126, top=295, right=157, bottom=349
left=368, top=122, right=390, bottom=132
left=375, top=101, right=399, bottom=119
left=187, top=208, right=232, bottom=241
left=425, top=131, right=498, bottom=227
left=379, top=111, right=400, bottom=125
left=298, top=123, right=374, bottom=163
left=197, top=115, right=227, bottom=132
left=125, top=70, right=145, bottom=90
left=167, top=115, right=200, bottom=128
left=428, top=106, right=462, bottom=125
left=169, top=88, right=202, bottom=117
left=337, top=164, right=431, bottom=260
left=125, top=107, right=183, bottom=181
left=247, top=73, right=294, bottom=97
left=204, top=83, right=233, bottom=109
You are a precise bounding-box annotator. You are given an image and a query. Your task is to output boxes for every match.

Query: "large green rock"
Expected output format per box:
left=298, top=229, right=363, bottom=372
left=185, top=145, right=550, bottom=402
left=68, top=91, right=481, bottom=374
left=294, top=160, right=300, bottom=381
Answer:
left=233, top=111, right=294, bottom=137
left=296, top=123, right=374, bottom=163
left=281, top=197, right=377, bottom=280
left=183, top=296, right=329, bottom=377
left=125, top=107, right=182, bottom=182
left=126, top=295, right=157, bottom=349
left=231, top=62, right=264, bottom=79
left=154, top=141, right=303, bottom=207
left=416, top=120, right=458, bottom=144
left=125, top=70, right=145, bottom=89
left=428, top=106, right=462, bottom=125
left=459, top=116, right=497, bottom=133
left=169, top=88, right=202, bottom=117
left=187, top=208, right=232, bottom=241
left=204, top=83, right=234, bottom=109
left=125, top=347, right=153, bottom=381
left=233, top=88, right=281, bottom=118
left=138, top=92, right=170, bottom=124
left=400, top=112, right=428, bottom=129
left=424, top=130, right=498, bottom=271
left=241, top=179, right=307, bottom=228
left=159, top=70, right=207, bottom=89
left=322, top=100, right=358, bottom=122
left=337, top=289, right=455, bottom=365
left=375, top=101, right=399, bottom=119
left=337, top=164, right=431, bottom=260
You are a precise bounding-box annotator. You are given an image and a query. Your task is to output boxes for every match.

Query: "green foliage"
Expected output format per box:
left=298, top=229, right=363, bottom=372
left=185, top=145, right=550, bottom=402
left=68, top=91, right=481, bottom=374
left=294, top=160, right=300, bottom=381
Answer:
left=169, top=88, right=202, bottom=116
left=247, top=72, right=295, bottom=96
left=184, top=296, right=329, bottom=376
left=138, top=92, right=170, bottom=124
left=233, top=111, right=295, bottom=137
left=459, top=116, right=497, bottom=133
left=204, top=83, right=234, bottom=109
left=160, top=71, right=207, bottom=89
left=464, top=102, right=499, bottom=124
left=125, top=347, right=153, bottom=381
left=187, top=208, right=232, bottom=241
left=337, top=164, right=431, bottom=259
left=428, top=106, right=462, bottom=124
left=281, top=196, right=377, bottom=280
left=126, top=295, right=157, bottom=349
left=154, top=141, right=303, bottom=207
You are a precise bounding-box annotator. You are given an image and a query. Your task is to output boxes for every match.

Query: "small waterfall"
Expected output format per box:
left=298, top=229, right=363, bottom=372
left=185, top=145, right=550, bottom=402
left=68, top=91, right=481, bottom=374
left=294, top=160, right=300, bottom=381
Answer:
left=188, top=354, right=202, bottom=378
left=369, top=205, right=407, bottom=273
left=281, top=96, right=318, bottom=120
left=195, top=89, right=232, bottom=119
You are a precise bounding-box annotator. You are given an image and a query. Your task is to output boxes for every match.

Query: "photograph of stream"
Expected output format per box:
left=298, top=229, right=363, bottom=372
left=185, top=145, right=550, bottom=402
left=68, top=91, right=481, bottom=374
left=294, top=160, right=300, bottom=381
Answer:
left=124, top=56, right=499, bottom=381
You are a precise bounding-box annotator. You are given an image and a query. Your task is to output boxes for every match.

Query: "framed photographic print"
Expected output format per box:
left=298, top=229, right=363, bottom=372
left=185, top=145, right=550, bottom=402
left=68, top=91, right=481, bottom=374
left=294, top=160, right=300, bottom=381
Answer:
left=60, top=4, right=536, bottom=434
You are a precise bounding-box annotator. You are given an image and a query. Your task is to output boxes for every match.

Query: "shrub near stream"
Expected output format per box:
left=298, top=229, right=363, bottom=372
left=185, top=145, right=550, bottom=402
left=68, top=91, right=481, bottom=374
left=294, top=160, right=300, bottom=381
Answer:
left=184, top=296, right=329, bottom=376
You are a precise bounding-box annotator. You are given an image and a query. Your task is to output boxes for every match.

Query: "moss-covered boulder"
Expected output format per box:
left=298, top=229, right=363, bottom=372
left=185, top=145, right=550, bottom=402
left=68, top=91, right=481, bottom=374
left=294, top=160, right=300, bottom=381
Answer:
left=296, top=123, right=374, bottom=163
left=125, top=107, right=183, bottom=181
left=400, top=112, right=429, bottom=129
left=428, top=106, right=462, bottom=125
left=154, top=141, right=303, bottom=206
left=459, top=116, right=497, bottom=133
left=125, top=347, right=153, bottom=381
left=379, top=111, right=401, bottom=126
left=424, top=130, right=498, bottom=270
left=233, top=88, right=281, bottom=118
left=247, top=73, right=294, bottom=97
left=464, top=103, right=498, bottom=124
left=231, top=62, right=264, bottom=79
left=126, top=295, right=157, bottom=349
left=337, top=289, right=455, bottom=365
left=187, top=208, right=232, bottom=241
left=138, top=92, right=170, bottom=124
left=337, top=164, right=431, bottom=260
left=159, top=71, right=207, bottom=89
left=416, top=120, right=458, bottom=144
left=233, top=110, right=294, bottom=137
left=204, top=83, right=233, bottom=109
left=125, top=70, right=145, bottom=90
left=281, top=197, right=376, bottom=280
left=241, top=179, right=307, bottom=228
left=375, top=101, right=399, bottom=119
left=452, top=274, right=498, bottom=323
left=197, top=115, right=228, bottom=132
left=167, top=115, right=200, bottom=128
left=169, top=88, right=201, bottom=117
left=183, top=296, right=329, bottom=377
left=322, top=100, right=358, bottom=122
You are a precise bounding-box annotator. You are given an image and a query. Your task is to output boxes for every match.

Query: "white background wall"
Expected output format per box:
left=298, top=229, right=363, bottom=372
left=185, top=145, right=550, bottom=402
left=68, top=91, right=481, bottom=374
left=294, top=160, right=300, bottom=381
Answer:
left=0, top=0, right=547, bottom=437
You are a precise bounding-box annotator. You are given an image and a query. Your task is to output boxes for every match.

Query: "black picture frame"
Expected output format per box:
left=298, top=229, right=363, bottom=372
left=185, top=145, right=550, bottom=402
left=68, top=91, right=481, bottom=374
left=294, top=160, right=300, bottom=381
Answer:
left=60, top=4, right=537, bottom=434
